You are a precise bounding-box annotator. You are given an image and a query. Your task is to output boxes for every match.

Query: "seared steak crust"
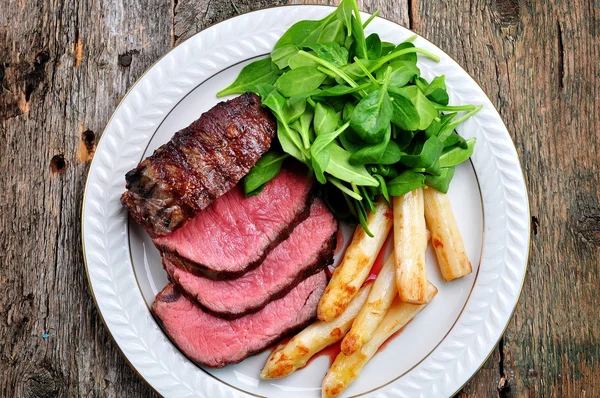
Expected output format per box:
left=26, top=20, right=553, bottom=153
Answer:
left=121, top=92, right=276, bottom=237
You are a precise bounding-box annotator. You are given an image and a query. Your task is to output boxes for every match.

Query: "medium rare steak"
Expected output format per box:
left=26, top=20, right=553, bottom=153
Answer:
left=163, top=199, right=337, bottom=318
left=154, top=167, right=314, bottom=279
left=153, top=271, right=327, bottom=368
left=121, top=93, right=276, bottom=237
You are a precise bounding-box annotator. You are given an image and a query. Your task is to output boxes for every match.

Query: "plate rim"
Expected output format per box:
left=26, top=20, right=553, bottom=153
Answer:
left=81, top=5, right=531, bottom=397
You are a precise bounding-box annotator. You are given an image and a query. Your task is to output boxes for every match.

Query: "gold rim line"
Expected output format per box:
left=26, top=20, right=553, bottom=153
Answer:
left=81, top=4, right=532, bottom=398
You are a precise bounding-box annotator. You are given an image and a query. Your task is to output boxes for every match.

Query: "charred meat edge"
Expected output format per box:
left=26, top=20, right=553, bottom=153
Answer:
left=121, top=92, right=276, bottom=237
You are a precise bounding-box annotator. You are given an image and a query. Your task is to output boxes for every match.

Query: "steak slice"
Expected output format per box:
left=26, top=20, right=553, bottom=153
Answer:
left=163, top=199, right=338, bottom=318
left=154, top=167, right=314, bottom=279
left=152, top=271, right=327, bottom=368
left=121, top=93, right=276, bottom=237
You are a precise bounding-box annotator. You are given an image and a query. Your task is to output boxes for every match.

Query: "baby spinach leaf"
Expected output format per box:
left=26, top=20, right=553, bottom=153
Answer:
left=317, top=19, right=346, bottom=45
left=272, top=44, right=299, bottom=69
left=338, top=58, right=378, bottom=83
left=400, top=135, right=444, bottom=169
left=339, top=130, right=361, bottom=153
left=381, top=41, right=396, bottom=56
left=277, top=120, right=307, bottom=162
left=424, top=166, right=455, bottom=194
left=425, top=112, right=455, bottom=138
left=423, top=75, right=449, bottom=105
left=350, top=68, right=393, bottom=143
left=391, top=85, right=438, bottom=130
left=288, top=51, right=320, bottom=69
left=260, top=86, right=309, bottom=161
left=392, top=42, right=418, bottom=63
left=439, top=138, right=475, bottom=167
left=259, top=84, right=286, bottom=116
left=283, top=98, right=307, bottom=124
left=379, top=140, right=402, bottom=165
left=311, top=122, right=350, bottom=183
left=311, top=145, right=331, bottom=184
left=312, top=82, right=370, bottom=99
left=389, top=91, right=420, bottom=131
left=343, top=34, right=355, bottom=54
left=244, top=151, right=289, bottom=196
left=366, top=33, right=382, bottom=60
left=351, top=15, right=368, bottom=59
left=275, top=66, right=327, bottom=97
left=254, top=82, right=277, bottom=100
left=274, top=13, right=337, bottom=50
left=442, top=131, right=468, bottom=149
left=307, top=43, right=349, bottom=67
left=426, top=158, right=442, bottom=176
left=314, top=102, right=340, bottom=135
left=393, top=125, right=415, bottom=150
left=350, top=124, right=391, bottom=165
left=217, top=57, right=280, bottom=97
left=387, top=170, right=426, bottom=196
left=326, top=143, right=379, bottom=186
left=290, top=107, right=315, bottom=147
left=387, top=60, right=420, bottom=89
left=336, top=0, right=354, bottom=37
left=342, top=101, right=356, bottom=121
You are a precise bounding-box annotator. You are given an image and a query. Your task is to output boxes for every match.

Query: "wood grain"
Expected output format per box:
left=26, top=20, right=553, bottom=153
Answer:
left=1, top=0, right=598, bottom=397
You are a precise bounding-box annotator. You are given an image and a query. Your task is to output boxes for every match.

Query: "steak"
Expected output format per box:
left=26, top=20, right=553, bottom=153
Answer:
left=154, top=167, right=314, bottom=279
left=163, top=199, right=337, bottom=318
left=121, top=93, right=276, bottom=237
left=152, top=271, right=327, bottom=368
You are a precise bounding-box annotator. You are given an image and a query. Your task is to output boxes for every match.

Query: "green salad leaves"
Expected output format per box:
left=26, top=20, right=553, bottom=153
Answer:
left=217, top=0, right=481, bottom=232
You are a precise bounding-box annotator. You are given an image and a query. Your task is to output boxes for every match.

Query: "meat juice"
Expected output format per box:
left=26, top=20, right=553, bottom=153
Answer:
left=328, top=229, right=393, bottom=281
left=314, top=234, right=404, bottom=365
left=306, top=341, right=342, bottom=367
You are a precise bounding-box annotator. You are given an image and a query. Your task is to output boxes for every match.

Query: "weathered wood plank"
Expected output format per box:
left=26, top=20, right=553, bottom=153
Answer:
left=0, top=0, right=172, bottom=396
left=415, top=0, right=600, bottom=397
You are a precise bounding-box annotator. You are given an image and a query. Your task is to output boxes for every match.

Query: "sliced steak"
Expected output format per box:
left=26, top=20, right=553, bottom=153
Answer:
left=154, top=167, right=314, bottom=279
left=153, top=271, right=327, bottom=368
left=163, top=199, right=337, bottom=318
left=121, top=93, right=276, bottom=237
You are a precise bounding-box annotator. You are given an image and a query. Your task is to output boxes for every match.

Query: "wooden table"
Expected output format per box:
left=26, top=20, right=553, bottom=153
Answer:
left=1, top=0, right=598, bottom=396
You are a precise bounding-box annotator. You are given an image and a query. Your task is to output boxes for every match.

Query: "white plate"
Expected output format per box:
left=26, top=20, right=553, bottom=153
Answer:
left=82, top=5, right=530, bottom=398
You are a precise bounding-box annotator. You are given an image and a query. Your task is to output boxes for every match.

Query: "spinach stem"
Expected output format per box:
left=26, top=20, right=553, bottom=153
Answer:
left=414, top=78, right=428, bottom=92
left=298, top=50, right=359, bottom=88
left=342, top=192, right=358, bottom=218
left=362, top=10, right=380, bottom=29
left=370, top=47, right=440, bottom=72
left=447, top=105, right=483, bottom=128
left=282, top=122, right=310, bottom=159
left=307, top=97, right=317, bottom=107
left=353, top=57, right=379, bottom=85
left=351, top=0, right=363, bottom=26
left=403, top=34, right=418, bottom=43
left=317, top=66, right=340, bottom=79
left=328, top=176, right=363, bottom=200
left=434, top=104, right=478, bottom=111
